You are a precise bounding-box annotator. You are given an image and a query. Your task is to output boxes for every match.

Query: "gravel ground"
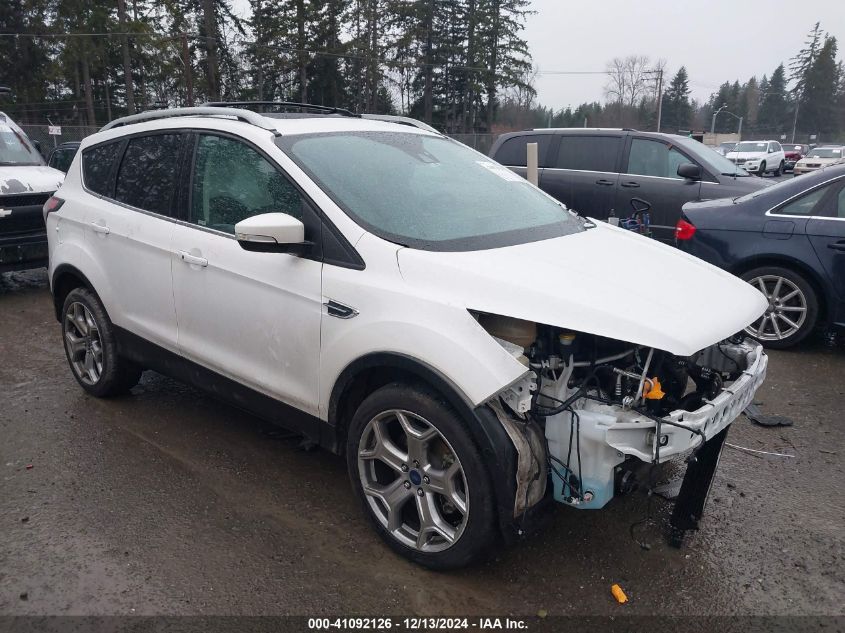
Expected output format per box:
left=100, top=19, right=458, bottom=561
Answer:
left=0, top=269, right=843, bottom=618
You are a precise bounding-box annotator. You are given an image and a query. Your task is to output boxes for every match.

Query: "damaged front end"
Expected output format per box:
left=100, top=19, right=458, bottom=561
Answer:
left=477, top=313, right=768, bottom=545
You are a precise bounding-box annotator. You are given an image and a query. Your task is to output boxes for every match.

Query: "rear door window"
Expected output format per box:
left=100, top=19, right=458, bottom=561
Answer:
left=554, top=135, right=621, bottom=172
left=114, top=134, right=185, bottom=215
left=773, top=184, right=833, bottom=216
left=493, top=135, right=552, bottom=167
left=82, top=141, right=122, bottom=196
left=626, top=138, right=692, bottom=179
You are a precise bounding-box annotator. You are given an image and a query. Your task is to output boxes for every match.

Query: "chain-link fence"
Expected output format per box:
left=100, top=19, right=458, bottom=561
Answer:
left=20, top=124, right=99, bottom=152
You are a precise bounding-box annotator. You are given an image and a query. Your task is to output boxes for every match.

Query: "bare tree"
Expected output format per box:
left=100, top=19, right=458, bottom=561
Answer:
left=604, top=54, right=653, bottom=108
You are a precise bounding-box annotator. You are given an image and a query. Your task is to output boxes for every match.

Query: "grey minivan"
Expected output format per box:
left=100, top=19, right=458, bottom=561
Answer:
left=489, top=129, right=770, bottom=242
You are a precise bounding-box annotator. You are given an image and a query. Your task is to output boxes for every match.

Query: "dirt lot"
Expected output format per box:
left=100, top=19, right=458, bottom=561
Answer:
left=1, top=269, right=843, bottom=618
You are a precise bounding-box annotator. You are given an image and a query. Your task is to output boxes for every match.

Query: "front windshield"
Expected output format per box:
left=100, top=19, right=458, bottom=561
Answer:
left=807, top=148, right=843, bottom=159
left=279, top=131, right=584, bottom=251
left=0, top=119, right=43, bottom=166
left=734, top=141, right=768, bottom=153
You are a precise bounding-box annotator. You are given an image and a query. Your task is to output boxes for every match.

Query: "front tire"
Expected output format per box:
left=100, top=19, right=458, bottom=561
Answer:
left=346, top=383, right=497, bottom=570
left=758, top=161, right=767, bottom=176
left=61, top=287, right=142, bottom=396
left=741, top=266, right=818, bottom=349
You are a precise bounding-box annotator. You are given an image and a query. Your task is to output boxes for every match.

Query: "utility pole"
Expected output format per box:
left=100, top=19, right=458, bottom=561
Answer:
left=790, top=100, right=800, bottom=143
left=655, top=68, right=663, bottom=133
left=711, top=104, right=726, bottom=134
left=181, top=33, right=194, bottom=107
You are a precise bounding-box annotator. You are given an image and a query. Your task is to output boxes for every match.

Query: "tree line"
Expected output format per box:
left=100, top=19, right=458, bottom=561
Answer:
left=0, top=0, right=535, bottom=133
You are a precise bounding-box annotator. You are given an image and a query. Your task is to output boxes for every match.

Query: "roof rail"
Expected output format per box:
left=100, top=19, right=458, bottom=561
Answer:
left=204, top=101, right=359, bottom=118
left=100, top=106, right=281, bottom=134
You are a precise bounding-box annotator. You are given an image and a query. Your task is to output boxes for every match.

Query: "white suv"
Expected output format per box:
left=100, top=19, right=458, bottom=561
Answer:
left=46, top=106, right=768, bottom=568
left=726, top=140, right=786, bottom=176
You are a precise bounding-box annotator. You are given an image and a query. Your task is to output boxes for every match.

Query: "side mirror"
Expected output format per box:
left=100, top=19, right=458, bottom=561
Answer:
left=33, top=139, right=43, bottom=155
left=235, top=213, right=312, bottom=255
left=677, top=162, right=702, bottom=181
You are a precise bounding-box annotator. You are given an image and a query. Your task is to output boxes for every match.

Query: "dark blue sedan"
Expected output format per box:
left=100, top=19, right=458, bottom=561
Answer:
left=677, top=164, right=845, bottom=348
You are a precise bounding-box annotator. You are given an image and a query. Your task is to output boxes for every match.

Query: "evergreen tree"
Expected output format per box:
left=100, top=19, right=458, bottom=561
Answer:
left=662, top=66, right=692, bottom=132
left=798, top=36, right=839, bottom=136
left=757, top=64, right=789, bottom=135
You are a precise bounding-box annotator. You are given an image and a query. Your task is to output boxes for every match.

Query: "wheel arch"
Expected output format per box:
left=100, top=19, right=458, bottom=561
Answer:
left=729, top=254, right=830, bottom=324
left=51, top=264, right=100, bottom=322
left=328, top=352, right=520, bottom=540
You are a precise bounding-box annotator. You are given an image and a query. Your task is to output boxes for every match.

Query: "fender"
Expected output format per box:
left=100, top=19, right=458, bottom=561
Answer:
left=328, top=352, right=521, bottom=540
left=50, top=244, right=118, bottom=322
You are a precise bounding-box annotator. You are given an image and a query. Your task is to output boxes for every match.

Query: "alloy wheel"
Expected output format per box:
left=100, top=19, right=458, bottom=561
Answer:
left=357, top=409, right=469, bottom=553
left=64, top=302, right=104, bottom=385
left=745, top=275, right=808, bottom=342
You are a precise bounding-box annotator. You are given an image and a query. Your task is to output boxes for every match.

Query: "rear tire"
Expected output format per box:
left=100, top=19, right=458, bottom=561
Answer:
left=740, top=266, right=818, bottom=349
left=774, top=161, right=784, bottom=176
left=61, top=287, right=142, bottom=396
left=346, top=383, right=497, bottom=570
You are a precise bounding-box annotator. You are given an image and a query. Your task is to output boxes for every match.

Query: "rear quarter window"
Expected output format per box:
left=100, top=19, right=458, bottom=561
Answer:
left=114, top=134, right=185, bottom=216
left=493, top=135, right=552, bottom=167
left=82, top=141, right=121, bottom=196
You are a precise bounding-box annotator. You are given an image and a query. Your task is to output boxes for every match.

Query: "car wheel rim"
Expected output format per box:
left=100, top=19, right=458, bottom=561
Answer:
left=64, top=302, right=104, bottom=385
left=745, top=275, right=808, bottom=341
left=357, top=409, right=469, bottom=553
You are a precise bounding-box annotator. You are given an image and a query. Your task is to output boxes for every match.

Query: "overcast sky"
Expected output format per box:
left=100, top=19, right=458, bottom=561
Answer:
left=526, top=0, right=845, bottom=109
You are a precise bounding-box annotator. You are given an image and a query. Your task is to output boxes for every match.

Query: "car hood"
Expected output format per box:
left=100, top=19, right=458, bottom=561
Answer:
left=0, top=165, right=64, bottom=195
left=726, top=151, right=766, bottom=160
left=798, top=157, right=842, bottom=165
left=397, top=222, right=767, bottom=357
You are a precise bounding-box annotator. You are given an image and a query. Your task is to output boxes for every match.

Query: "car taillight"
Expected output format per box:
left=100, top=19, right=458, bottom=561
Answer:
left=43, top=196, right=64, bottom=217
left=675, top=218, right=696, bottom=241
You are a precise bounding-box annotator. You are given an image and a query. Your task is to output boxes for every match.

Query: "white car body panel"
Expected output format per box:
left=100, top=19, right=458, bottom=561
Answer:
left=170, top=221, right=324, bottom=416
left=0, top=165, right=64, bottom=195
left=397, top=221, right=767, bottom=358
left=319, top=231, right=528, bottom=414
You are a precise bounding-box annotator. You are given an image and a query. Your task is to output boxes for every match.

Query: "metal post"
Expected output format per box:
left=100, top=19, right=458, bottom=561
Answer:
left=655, top=68, right=663, bottom=133
left=791, top=101, right=800, bottom=143
left=738, top=117, right=743, bottom=138
left=526, top=143, right=539, bottom=186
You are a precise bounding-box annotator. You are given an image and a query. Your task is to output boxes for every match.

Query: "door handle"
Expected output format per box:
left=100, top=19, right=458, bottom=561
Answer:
left=595, top=179, right=615, bottom=186
left=827, top=241, right=845, bottom=252
left=90, top=222, right=110, bottom=235
left=621, top=181, right=640, bottom=188
left=177, top=250, right=208, bottom=267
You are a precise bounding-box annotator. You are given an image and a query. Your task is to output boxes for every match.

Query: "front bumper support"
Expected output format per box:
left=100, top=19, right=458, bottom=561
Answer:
left=669, top=425, right=729, bottom=547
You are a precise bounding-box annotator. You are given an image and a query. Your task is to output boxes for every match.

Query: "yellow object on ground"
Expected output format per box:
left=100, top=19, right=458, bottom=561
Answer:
left=611, top=583, right=628, bottom=604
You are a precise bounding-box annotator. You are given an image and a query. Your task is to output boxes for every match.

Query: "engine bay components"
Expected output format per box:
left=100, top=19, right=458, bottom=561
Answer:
left=478, top=312, right=767, bottom=533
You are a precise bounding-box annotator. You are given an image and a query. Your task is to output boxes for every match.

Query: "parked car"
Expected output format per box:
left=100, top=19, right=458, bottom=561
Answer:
left=489, top=129, right=769, bottom=242
left=782, top=144, right=809, bottom=172
left=793, top=146, right=845, bottom=176
left=0, top=111, right=64, bottom=273
left=725, top=140, right=786, bottom=176
left=47, top=105, right=768, bottom=568
left=677, top=164, right=845, bottom=348
left=46, top=141, right=81, bottom=173
left=712, top=141, right=737, bottom=156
